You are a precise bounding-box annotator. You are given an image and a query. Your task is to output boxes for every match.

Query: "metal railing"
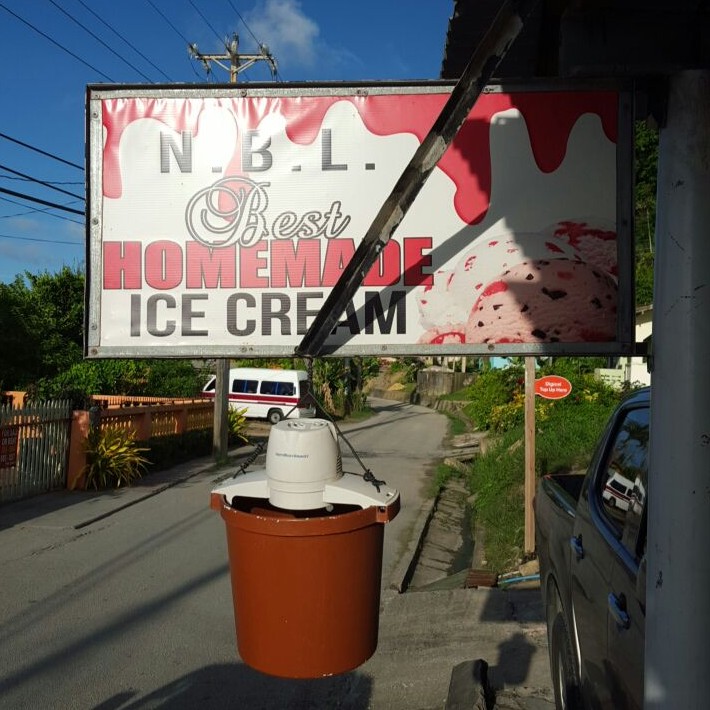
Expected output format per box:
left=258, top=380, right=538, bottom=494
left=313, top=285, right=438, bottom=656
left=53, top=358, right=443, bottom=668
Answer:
left=0, top=400, right=73, bottom=503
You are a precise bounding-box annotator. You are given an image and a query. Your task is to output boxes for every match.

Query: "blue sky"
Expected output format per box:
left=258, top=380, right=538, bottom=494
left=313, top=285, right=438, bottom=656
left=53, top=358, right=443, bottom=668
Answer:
left=0, top=0, right=453, bottom=284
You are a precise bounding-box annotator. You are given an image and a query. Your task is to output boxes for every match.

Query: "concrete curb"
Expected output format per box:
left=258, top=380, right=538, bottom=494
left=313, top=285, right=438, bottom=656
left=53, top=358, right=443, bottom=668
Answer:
left=387, top=490, right=440, bottom=593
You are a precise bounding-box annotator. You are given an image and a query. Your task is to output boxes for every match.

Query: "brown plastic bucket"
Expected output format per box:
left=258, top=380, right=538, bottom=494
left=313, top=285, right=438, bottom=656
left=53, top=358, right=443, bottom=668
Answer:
left=212, top=492, right=399, bottom=678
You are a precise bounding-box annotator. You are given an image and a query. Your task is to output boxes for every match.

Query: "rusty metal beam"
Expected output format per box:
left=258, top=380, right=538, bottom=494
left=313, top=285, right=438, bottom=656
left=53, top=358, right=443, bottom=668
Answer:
left=295, top=0, right=540, bottom=358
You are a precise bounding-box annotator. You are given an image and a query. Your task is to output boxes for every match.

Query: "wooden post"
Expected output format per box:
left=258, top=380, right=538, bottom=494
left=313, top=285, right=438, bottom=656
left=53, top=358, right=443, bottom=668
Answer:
left=66, top=410, right=90, bottom=490
left=213, top=359, right=230, bottom=463
left=524, top=357, right=536, bottom=554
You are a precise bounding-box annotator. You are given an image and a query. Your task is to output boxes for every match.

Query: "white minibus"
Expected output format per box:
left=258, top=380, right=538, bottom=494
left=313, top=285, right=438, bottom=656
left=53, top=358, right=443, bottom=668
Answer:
left=202, top=368, right=316, bottom=424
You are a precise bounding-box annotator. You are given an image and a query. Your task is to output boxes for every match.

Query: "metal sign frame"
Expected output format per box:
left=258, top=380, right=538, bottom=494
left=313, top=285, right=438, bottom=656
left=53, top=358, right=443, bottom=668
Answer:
left=85, top=79, right=634, bottom=358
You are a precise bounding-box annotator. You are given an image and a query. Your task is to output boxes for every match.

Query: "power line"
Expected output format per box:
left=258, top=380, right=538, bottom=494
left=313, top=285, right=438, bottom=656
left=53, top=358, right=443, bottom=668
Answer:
left=225, top=0, right=285, bottom=81
left=188, top=0, right=223, bottom=44
left=0, top=132, right=83, bottom=171
left=0, top=2, right=114, bottom=82
left=0, top=195, right=84, bottom=226
left=145, top=0, right=203, bottom=79
left=46, top=0, right=154, bottom=82
left=0, top=231, right=83, bottom=246
left=0, top=174, right=83, bottom=187
left=75, top=0, right=173, bottom=82
left=0, top=164, right=84, bottom=201
left=0, top=187, right=84, bottom=216
left=226, top=0, right=261, bottom=48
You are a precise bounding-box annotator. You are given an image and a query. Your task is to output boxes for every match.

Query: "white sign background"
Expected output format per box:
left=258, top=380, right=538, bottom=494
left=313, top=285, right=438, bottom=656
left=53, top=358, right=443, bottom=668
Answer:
left=86, top=83, right=633, bottom=358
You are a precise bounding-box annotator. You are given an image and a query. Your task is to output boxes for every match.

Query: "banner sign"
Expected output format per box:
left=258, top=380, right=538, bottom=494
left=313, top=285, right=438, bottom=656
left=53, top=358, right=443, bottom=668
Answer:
left=85, top=82, right=633, bottom=358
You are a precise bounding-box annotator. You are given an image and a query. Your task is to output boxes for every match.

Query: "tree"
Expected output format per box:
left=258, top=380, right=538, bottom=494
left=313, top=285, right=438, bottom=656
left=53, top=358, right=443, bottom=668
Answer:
left=634, top=121, right=659, bottom=307
left=0, top=267, right=84, bottom=390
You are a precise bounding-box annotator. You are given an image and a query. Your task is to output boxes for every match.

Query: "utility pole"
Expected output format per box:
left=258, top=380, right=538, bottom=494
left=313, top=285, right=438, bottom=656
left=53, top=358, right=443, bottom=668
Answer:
left=189, top=33, right=277, bottom=463
left=189, top=33, right=277, bottom=83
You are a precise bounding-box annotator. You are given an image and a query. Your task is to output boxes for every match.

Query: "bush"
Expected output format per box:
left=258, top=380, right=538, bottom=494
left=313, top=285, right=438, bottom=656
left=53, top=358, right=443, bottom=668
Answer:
left=466, top=388, right=623, bottom=572
left=462, top=366, right=524, bottom=430
left=227, top=407, right=249, bottom=445
left=143, top=430, right=213, bottom=471
left=82, top=427, right=149, bottom=489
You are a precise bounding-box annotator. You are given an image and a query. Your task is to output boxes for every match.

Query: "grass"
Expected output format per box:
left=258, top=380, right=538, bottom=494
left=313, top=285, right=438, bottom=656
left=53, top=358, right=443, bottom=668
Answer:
left=443, top=409, right=469, bottom=436
left=464, top=396, right=621, bottom=573
left=427, top=461, right=463, bottom=498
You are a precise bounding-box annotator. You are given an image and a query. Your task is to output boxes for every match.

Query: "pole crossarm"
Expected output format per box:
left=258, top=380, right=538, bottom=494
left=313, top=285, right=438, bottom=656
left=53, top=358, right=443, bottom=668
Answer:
left=189, top=35, right=277, bottom=80
left=295, top=0, right=539, bottom=358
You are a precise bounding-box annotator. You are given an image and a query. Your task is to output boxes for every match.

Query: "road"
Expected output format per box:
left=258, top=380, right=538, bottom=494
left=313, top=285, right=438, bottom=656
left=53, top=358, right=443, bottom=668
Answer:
left=0, top=399, right=448, bottom=709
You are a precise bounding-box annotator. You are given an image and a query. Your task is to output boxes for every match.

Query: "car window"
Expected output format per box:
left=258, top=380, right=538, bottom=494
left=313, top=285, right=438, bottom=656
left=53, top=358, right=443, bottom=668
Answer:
left=260, top=381, right=295, bottom=396
left=232, top=379, right=257, bottom=394
left=598, top=406, right=649, bottom=559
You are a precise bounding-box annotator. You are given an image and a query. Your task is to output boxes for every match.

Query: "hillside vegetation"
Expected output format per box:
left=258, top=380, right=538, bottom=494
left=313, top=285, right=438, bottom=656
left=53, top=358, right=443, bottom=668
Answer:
left=439, top=358, right=636, bottom=572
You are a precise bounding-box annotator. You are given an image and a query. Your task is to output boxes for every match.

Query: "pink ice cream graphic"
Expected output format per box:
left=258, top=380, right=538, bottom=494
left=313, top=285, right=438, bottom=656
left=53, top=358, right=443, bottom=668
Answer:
left=545, top=219, right=618, bottom=278
left=464, top=259, right=617, bottom=344
left=416, top=222, right=618, bottom=345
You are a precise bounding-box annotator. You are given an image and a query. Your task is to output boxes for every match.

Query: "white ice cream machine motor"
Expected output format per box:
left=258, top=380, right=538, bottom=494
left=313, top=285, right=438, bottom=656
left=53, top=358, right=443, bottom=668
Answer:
left=212, top=418, right=400, bottom=512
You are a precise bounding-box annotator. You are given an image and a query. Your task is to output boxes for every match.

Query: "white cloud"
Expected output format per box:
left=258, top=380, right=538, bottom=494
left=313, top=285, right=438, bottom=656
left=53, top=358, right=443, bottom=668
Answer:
left=246, top=0, right=320, bottom=67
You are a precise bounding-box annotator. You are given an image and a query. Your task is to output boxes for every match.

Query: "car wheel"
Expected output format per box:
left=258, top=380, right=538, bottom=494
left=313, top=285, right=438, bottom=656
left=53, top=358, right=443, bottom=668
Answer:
left=267, top=409, right=283, bottom=425
left=550, top=612, right=582, bottom=710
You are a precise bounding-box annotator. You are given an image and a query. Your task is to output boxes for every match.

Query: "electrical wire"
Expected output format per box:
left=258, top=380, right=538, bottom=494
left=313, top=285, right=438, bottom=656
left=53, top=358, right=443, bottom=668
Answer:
left=0, top=174, right=83, bottom=187
left=0, top=132, right=83, bottom=171
left=0, top=231, right=83, bottom=246
left=0, top=196, right=84, bottom=226
left=188, top=0, right=224, bottom=45
left=46, top=0, right=154, bottom=82
left=0, top=2, right=114, bottom=82
left=145, top=0, right=203, bottom=79
left=74, top=0, right=173, bottom=82
left=225, top=0, right=261, bottom=48
left=0, top=187, right=84, bottom=216
left=225, top=0, right=284, bottom=81
left=0, top=164, right=84, bottom=201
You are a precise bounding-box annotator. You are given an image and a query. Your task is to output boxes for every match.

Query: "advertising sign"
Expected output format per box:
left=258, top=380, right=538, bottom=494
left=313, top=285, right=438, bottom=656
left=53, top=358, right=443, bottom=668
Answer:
left=86, top=82, right=633, bottom=358
left=534, top=375, right=573, bottom=399
left=0, top=425, right=19, bottom=469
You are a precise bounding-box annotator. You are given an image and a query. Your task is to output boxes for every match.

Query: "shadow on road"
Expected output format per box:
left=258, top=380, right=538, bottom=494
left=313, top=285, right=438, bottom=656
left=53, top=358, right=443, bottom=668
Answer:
left=95, top=662, right=372, bottom=710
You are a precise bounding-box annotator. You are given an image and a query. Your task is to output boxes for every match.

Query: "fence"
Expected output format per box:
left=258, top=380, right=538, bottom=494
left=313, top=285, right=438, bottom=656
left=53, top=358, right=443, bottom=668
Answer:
left=0, top=395, right=215, bottom=501
left=0, top=400, right=73, bottom=504
left=66, top=398, right=214, bottom=490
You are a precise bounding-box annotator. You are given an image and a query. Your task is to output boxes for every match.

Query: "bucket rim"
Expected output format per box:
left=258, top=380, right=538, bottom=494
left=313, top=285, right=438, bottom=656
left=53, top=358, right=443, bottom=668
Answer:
left=215, top=495, right=399, bottom=535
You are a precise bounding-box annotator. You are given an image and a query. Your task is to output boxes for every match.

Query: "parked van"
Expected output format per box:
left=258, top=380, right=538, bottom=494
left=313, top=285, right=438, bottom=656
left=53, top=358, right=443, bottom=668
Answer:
left=202, top=368, right=316, bottom=424
left=602, top=470, right=635, bottom=511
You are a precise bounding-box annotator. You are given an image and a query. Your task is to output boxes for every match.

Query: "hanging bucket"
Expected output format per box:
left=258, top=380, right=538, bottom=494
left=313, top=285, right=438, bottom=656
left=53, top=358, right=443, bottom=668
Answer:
left=210, top=418, right=400, bottom=678
left=212, top=494, right=400, bottom=678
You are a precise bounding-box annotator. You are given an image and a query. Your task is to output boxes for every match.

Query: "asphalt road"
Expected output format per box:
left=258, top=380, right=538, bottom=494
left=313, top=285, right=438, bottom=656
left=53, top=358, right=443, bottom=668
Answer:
left=0, top=399, right=448, bottom=710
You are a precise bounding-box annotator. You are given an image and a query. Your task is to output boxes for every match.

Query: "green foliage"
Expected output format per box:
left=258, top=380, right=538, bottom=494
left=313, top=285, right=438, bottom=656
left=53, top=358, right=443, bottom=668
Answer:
left=35, top=359, right=207, bottom=407
left=461, top=359, right=621, bottom=434
left=82, top=427, right=150, bottom=490
left=634, top=120, right=658, bottom=307
left=0, top=267, right=84, bottom=390
left=444, top=410, right=469, bottom=437
left=462, top=365, right=524, bottom=430
left=388, top=358, right=423, bottom=384
left=635, top=250, right=655, bottom=308
left=144, top=430, right=213, bottom=471
left=454, top=359, right=626, bottom=569
left=227, top=407, right=249, bottom=444
left=464, top=369, right=625, bottom=571
left=429, top=462, right=463, bottom=498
